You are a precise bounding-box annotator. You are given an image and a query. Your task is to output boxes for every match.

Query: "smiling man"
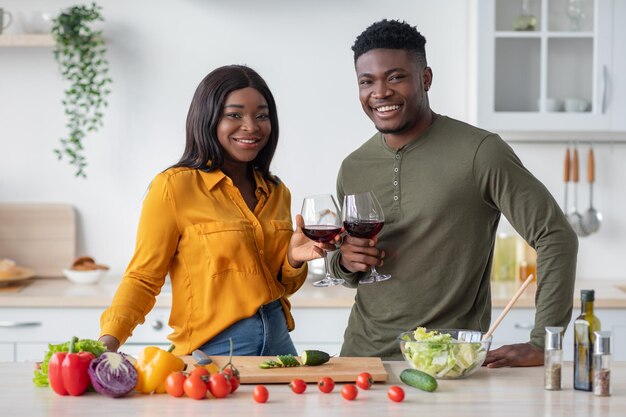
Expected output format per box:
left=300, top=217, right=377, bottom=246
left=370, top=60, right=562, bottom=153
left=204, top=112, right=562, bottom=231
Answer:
left=330, top=20, right=578, bottom=367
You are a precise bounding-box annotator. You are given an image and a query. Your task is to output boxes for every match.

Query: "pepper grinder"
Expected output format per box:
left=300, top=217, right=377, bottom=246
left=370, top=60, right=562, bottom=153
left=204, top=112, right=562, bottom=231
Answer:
left=593, top=331, right=612, bottom=396
left=544, top=326, right=564, bottom=390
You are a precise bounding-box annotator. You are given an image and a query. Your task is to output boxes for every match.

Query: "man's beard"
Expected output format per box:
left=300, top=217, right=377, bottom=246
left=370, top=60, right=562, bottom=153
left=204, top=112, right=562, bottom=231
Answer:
left=375, top=121, right=410, bottom=135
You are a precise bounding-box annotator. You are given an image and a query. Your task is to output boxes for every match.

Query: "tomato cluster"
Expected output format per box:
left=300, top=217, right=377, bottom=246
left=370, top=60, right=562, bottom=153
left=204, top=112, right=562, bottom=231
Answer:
left=164, top=363, right=241, bottom=400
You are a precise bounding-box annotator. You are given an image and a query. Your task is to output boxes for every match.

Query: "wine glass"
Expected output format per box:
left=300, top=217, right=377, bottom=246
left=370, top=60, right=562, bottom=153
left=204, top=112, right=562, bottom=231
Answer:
left=566, top=0, right=585, bottom=31
left=342, top=191, right=391, bottom=284
left=301, top=194, right=345, bottom=287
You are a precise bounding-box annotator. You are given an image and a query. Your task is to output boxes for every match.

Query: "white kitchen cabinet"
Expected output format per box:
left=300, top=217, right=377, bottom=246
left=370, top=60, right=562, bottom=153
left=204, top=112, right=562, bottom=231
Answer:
left=0, top=343, right=14, bottom=361
left=477, top=0, right=624, bottom=133
left=290, top=307, right=351, bottom=356
left=492, top=307, right=626, bottom=360
left=0, top=307, right=172, bottom=362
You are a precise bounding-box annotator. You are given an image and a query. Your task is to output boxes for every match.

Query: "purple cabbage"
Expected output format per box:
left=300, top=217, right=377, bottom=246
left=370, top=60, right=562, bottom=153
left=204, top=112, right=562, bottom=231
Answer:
left=88, top=352, right=138, bottom=398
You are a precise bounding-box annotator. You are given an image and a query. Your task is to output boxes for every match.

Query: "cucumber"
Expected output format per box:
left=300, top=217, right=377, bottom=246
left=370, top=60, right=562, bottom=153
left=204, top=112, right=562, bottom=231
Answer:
left=277, top=354, right=301, bottom=367
left=300, top=350, right=330, bottom=366
left=258, top=360, right=282, bottom=369
left=399, top=369, right=438, bottom=392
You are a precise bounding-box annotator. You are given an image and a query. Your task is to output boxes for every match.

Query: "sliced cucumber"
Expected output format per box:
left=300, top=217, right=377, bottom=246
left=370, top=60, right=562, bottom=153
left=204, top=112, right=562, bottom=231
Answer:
left=258, top=359, right=282, bottom=369
left=300, top=350, right=330, bottom=366
left=277, top=354, right=301, bottom=367
left=399, top=369, right=438, bottom=392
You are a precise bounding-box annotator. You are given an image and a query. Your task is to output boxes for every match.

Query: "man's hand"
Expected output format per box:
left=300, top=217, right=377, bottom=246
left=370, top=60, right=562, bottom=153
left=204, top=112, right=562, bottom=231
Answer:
left=483, top=342, right=544, bottom=368
left=338, top=234, right=384, bottom=273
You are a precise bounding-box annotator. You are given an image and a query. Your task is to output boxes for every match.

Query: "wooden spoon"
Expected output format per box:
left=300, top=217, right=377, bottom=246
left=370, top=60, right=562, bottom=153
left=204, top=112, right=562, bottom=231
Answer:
left=483, top=274, right=535, bottom=340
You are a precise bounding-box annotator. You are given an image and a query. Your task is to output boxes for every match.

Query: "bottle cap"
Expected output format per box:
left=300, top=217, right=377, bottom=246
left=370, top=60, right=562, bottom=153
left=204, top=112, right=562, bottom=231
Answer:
left=581, top=289, right=595, bottom=302
left=594, top=331, right=611, bottom=355
left=545, top=326, right=564, bottom=350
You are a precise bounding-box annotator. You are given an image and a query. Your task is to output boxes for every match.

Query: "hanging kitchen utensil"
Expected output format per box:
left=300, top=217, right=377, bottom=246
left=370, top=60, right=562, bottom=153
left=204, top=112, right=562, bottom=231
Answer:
left=582, top=146, right=602, bottom=234
left=567, top=145, right=589, bottom=237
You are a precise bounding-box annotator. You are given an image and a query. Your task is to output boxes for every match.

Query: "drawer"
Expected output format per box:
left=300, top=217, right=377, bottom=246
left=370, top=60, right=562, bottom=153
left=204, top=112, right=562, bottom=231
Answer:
left=0, top=343, right=14, bottom=362
left=0, top=308, right=100, bottom=343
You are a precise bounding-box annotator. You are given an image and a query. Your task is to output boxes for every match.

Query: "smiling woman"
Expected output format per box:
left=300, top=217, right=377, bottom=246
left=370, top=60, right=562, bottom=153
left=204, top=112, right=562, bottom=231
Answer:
left=97, top=65, right=333, bottom=358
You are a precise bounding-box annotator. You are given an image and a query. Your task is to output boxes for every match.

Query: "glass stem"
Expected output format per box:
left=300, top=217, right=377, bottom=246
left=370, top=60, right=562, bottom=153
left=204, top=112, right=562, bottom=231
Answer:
left=323, top=250, right=331, bottom=278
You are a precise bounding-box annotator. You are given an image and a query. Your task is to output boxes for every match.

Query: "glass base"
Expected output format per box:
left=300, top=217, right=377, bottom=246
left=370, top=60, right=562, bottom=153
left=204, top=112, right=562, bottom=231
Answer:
left=359, top=269, right=392, bottom=284
left=313, top=276, right=345, bottom=287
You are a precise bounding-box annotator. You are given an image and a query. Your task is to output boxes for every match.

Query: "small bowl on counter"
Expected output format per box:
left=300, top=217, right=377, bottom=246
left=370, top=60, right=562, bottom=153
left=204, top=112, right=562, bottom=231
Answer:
left=63, top=268, right=107, bottom=285
left=398, top=328, right=492, bottom=379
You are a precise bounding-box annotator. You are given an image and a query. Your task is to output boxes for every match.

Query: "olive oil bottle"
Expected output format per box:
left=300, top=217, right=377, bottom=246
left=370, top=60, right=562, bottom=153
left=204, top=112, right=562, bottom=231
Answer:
left=574, top=289, right=601, bottom=391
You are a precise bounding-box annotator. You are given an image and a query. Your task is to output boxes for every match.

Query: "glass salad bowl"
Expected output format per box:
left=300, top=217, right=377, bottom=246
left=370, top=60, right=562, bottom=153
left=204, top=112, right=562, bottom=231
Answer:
left=398, top=328, right=492, bottom=379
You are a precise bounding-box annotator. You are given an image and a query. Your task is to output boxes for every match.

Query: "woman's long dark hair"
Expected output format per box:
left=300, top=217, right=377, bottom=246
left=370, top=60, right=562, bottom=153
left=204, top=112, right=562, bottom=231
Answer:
left=172, top=65, right=279, bottom=183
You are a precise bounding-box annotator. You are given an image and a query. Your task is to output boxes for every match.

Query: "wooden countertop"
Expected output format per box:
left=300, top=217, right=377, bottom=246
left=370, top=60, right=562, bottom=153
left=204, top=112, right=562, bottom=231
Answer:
left=1, top=276, right=626, bottom=309
left=2, top=361, right=624, bottom=416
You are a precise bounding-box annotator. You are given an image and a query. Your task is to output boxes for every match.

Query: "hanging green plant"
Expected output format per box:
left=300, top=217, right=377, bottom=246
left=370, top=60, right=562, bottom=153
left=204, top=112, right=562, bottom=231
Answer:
left=51, top=2, right=112, bottom=178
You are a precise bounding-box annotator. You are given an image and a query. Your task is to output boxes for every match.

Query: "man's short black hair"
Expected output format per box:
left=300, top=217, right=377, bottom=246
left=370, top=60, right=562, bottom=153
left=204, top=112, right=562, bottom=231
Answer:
left=352, top=19, right=427, bottom=66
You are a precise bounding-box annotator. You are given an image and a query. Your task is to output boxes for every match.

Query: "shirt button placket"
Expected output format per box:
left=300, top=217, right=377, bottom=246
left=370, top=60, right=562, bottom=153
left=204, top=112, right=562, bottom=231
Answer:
left=393, top=152, right=401, bottom=204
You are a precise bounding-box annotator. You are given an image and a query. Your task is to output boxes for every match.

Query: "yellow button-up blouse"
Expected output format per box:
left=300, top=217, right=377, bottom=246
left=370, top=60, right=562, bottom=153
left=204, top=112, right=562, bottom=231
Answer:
left=100, top=167, right=308, bottom=354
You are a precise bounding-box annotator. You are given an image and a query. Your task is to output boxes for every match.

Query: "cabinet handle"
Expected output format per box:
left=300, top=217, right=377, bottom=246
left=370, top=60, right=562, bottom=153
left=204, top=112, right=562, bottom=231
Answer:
left=151, top=320, right=163, bottom=330
left=0, top=321, right=42, bottom=328
left=514, top=323, right=534, bottom=330
left=601, top=65, right=609, bottom=114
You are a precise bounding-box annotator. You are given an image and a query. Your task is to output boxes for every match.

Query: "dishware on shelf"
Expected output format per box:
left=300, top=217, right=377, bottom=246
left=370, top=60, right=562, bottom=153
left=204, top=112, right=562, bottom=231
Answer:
left=0, top=8, right=13, bottom=34
left=19, top=11, right=55, bottom=34
left=564, top=98, right=590, bottom=112
left=565, top=0, right=585, bottom=31
left=342, top=191, right=391, bottom=284
left=301, top=194, right=344, bottom=288
left=582, top=146, right=602, bottom=234
left=513, top=0, right=537, bottom=31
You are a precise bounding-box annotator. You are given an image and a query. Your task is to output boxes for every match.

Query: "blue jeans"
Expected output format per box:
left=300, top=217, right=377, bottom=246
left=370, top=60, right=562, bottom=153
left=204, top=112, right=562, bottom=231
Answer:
left=197, top=300, right=297, bottom=356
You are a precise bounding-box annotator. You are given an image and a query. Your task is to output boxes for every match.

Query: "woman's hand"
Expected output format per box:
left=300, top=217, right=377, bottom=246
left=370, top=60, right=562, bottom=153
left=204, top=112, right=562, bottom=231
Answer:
left=287, top=214, right=337, bottom=268
left=98, top=334, right=120, bottom=352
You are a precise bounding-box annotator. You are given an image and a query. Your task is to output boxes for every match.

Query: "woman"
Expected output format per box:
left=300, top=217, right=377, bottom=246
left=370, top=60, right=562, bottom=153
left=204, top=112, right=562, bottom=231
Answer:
left=99, top=65, right=330, bottom=356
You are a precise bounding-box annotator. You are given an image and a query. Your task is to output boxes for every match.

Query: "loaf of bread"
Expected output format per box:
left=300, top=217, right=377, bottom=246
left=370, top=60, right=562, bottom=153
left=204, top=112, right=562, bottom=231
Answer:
left=71, top=256, right=109, bottom=271
left=0, top=258, right=18, bottom=278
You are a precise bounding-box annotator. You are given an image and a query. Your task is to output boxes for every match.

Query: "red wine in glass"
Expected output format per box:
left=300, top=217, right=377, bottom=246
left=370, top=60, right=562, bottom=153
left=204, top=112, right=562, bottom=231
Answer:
left=302, top=225, right=342, bottom=243
left=342, top=192, right=391, bottom=284
left=342, top=221, right=384, bottom=239
left=301, top=195, right=345, bottom=288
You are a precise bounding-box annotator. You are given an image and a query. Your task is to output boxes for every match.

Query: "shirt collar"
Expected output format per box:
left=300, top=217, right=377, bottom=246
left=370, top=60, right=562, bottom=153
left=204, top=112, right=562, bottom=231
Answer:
left=199, top=168, right=270, bottom=196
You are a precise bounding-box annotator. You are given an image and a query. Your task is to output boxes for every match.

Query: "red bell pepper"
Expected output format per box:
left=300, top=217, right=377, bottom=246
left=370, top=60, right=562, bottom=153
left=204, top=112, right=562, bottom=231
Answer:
left=48, top=336, right=95, bottom=396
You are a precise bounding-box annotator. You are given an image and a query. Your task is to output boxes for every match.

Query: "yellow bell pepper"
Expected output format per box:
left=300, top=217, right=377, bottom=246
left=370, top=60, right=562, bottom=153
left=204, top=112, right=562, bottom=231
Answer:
left=134, top=345, right=185, bottom=394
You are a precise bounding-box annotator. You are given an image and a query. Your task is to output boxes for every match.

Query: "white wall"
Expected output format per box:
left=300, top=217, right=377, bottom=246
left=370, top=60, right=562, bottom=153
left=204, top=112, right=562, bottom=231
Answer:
left=0, top=0, right=623, bottom=280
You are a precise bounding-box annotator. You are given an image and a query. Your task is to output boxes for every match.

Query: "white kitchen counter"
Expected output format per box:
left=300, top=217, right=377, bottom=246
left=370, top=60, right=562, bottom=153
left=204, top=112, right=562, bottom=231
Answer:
left=2, top=361, right=625, bottom=417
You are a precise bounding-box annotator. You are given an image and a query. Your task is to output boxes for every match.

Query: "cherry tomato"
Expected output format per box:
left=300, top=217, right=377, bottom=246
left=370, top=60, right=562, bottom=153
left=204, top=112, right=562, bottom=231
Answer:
left=317, top=377, right=335, bottom=393
left=189, top=366, right=210, bottom=379
left=341, top=384, right=358, bottom=401
left=290, top=378, right=307, bottom=394
left=253, top=384, right=269, bottom=403
left=387, top=385, right=405, bottom=402
left=165, top=371, right=186, bottom=397
left=222, top=367, right=240, bottom=393
left=208, top=372, right=231, bottom=398
left=183, top=374, right=207, bottom=400
left=356, top=372, right=373, bottom=390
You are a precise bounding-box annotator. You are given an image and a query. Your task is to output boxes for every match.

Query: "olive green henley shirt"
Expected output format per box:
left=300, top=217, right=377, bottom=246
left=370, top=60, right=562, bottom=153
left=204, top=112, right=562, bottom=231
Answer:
left=330, top=116, right=578, bottom=360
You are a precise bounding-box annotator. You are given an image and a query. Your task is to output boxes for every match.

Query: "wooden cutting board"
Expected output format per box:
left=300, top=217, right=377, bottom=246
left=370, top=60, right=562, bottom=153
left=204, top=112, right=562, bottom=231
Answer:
left=181, top=356, right=388, bottom=384
left=0, top=204, right=75, bottom=277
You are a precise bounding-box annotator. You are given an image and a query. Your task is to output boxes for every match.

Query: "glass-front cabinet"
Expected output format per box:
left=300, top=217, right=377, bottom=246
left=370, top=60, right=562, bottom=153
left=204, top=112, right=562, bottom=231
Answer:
left=477, top=0, right=618, bottom=132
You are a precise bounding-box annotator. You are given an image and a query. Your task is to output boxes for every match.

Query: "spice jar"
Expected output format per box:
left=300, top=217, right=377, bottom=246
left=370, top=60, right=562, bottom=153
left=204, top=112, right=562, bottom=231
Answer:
left=593, top=331, right=611, bottom=396
left=544, top=326, right=564, bottom=390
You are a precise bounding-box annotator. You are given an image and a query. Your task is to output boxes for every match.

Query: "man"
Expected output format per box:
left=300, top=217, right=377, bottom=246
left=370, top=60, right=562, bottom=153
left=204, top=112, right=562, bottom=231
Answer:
left=329, top=19, right=578, bottom=367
